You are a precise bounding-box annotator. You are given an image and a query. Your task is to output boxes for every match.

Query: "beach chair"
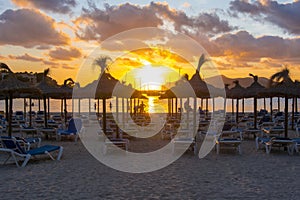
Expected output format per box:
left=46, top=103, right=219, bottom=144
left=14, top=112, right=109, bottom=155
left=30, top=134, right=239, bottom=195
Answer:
left=295, top=119, right=300, bottom=137
left=292, top=138, right=300, bottom=153
left=57, top=118, right=83, bottom=142
left=256, top=136, right=295, bottom=155
left=0, top=136, right=63, bottom=167
left=103, top=138, right=129, bottom=155
left=216, top=131, right=242, bottom=154
left=262, top=125, right=285, bottom=137
left=15, top=137, right=41, bottom=151
left=171, top=137, right=196, bottom=155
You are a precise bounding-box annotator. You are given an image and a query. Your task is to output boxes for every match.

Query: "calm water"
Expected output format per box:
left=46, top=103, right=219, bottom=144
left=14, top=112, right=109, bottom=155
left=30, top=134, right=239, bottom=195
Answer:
left=0, top=97, right=295, bottom=114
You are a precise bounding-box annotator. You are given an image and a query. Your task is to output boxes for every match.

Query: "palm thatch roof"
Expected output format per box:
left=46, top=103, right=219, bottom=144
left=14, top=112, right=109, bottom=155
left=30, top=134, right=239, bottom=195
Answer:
left=244, top=74, right=266, bottom=98
left=227, top=80, right=246, bottom=99
left=0, top=73, right=39, bottom=97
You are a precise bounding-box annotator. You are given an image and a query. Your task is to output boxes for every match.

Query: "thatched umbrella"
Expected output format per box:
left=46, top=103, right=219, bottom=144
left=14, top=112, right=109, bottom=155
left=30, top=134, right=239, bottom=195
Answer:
left=188, top=54, right=223, bottom=118
left=35, top=70, right=60, bottom=128
left=227, top=80, right=246, bottom=123
left=244, top=74, right=266, bottom=128
left=266, top=69, right=297, bottom=137
left=59, top=78, right=75, bottom=123
left=0, top=63, right=39, bottom=136
left=95, top=72, right=118, bottom=134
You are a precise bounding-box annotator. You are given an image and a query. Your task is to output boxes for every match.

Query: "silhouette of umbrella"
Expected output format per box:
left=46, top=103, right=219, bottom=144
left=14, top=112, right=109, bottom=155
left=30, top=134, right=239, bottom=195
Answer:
left=59, top=78, right=75, bottom=124
left=189, top=72, right=210, bottom=98
left=265, top=69, right=297, bottom=137
left=227, top=80, right=246, bottom=123
left=245, top=74, right=266, bottom=128
left=0, top=73, right=39, bottom=136
left=35, top=79, right=60, bottom=127
left=95, top=72, right=118, bottom=134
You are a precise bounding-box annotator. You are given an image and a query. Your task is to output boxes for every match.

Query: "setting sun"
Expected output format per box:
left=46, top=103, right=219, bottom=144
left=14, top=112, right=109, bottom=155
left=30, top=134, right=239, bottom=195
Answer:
left=132, top=64, right=180, bottom=90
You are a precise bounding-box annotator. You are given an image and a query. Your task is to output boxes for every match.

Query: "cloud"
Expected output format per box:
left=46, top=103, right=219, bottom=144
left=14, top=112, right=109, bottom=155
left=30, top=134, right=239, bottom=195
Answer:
left=101, top=38, right=149, bottom=52
left=213, top=31, right=300, bottom=60
left=9, top=53, right=42, bottom=62
left=11, top=0, right=77, bottom=14
left=229, top=0, right=300, bottom=34
left=8, top=53, right=60, bottom=66
left=42, top=60, right=59, bottom=66
left=48, top=47, right=82, bottom=60
left=75, top=2, right=235, bottom=41
left=0, top=9, right=70, bottom=48
left=61, top=65, right=76, bottom=70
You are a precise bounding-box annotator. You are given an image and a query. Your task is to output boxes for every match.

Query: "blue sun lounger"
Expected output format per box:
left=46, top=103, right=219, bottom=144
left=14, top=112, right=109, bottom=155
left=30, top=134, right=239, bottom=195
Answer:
left=0, top=136, right=63, bottom=167
left=57, top=118, right=83, bottom=142
left=256, top=136, right=295, bottom=155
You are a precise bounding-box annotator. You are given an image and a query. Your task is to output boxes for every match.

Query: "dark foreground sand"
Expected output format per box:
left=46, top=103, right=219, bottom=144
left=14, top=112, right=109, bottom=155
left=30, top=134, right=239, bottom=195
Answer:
left=0, top=137, right=300, bottom=200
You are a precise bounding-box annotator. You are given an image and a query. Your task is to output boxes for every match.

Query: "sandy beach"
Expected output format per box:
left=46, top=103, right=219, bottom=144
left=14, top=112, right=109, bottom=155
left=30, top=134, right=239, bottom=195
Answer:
left=1, top=136, right=300, bottom=200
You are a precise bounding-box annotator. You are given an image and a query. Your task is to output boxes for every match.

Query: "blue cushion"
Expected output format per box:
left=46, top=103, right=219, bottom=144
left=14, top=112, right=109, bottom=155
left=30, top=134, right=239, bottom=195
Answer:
left=257, top=137, right=270, bottom=143
left=26, top=145, right=60, bottom=155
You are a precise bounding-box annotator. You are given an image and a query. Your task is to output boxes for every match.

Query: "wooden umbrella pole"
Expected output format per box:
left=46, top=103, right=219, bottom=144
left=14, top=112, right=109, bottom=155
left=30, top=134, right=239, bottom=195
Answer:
left=284, top=96, right=288, bottom=138
left=64, top=98, right=67, bottom=124
left=254, top=97, right=257, bottom=129
left=38, top=99, right=41, bottom=111
left=278, top=97, right=280, bottom=111
left=213, top=98, right=215, bottom=113
left=5, top=96, right=8, bottom=121
left=231, top=99, right=234, bottom=119
left=47, top=97, right=50, bottom=119
left=103, top=99, right=106, bottom=134
left=78, top=98, right=81, bottom=116
left=270, top=97, right=273, bottom=121
left=60, top=99, right=63, bottom=117
left=187, top=98, right=190, bottom=128
left=23, top=98, right=26, bottom=120
left=242, top=98, right=245, bottom=115
left=193, top=97, right=197, bottom=135
left=122, top=98, right=125, bottom=127
left=44, top=96, right=48, bottom=128
left=236, top=98, right=239, bottom=124
left=205, top=98, right=208, bottom=117
left=116, top=97, right=119, bottom=122
left=97, top=99, right=100, bottom=117
left=296, top=98, right=298, bottom=113
left=29, top=98, right=32, bottom=127
left=88, top=98, right=91, bottom=115
left=175, top=98, right=178, bottom=116
left=180, top=98, right=183, bottom=116
left=292, top=97, right=295, bottom=130
left=8, top=92, right=13, bottom=137
left=168, top=98, right=170, bottom=115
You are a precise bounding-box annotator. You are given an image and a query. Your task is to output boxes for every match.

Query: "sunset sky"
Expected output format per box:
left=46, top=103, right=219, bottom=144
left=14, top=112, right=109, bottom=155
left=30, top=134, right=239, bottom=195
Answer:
left=1, top=0, right=300, bottom=85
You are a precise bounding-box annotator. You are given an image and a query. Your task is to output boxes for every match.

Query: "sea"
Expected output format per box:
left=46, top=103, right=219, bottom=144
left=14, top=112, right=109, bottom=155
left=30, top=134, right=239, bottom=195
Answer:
left=0, top=97, right=295, bottom=115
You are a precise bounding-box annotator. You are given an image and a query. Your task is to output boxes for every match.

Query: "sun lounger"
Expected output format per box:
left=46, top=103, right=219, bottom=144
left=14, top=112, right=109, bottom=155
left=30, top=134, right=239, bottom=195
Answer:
left=216, top=131, right=242, bottom=154
left=103, top=138, right=129, bottom=154
left=292, top=138, right=300, bottom=153
left=0, top=136, right=63, bottom=167
left=243, top=128, right=262, bottom=139
left=171, top=137, right=196, bottom=154
left=262, top=126, right=285, bottom=137
left=256, top=137, right=295, bottom=155
left=15, top=137, right=41, bottom=151
left=57, top=118, right=83, bottom=142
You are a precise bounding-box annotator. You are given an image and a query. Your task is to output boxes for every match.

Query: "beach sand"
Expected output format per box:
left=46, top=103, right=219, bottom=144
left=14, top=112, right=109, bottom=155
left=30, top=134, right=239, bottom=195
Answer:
left=1, top=136, right=300, bottom=200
